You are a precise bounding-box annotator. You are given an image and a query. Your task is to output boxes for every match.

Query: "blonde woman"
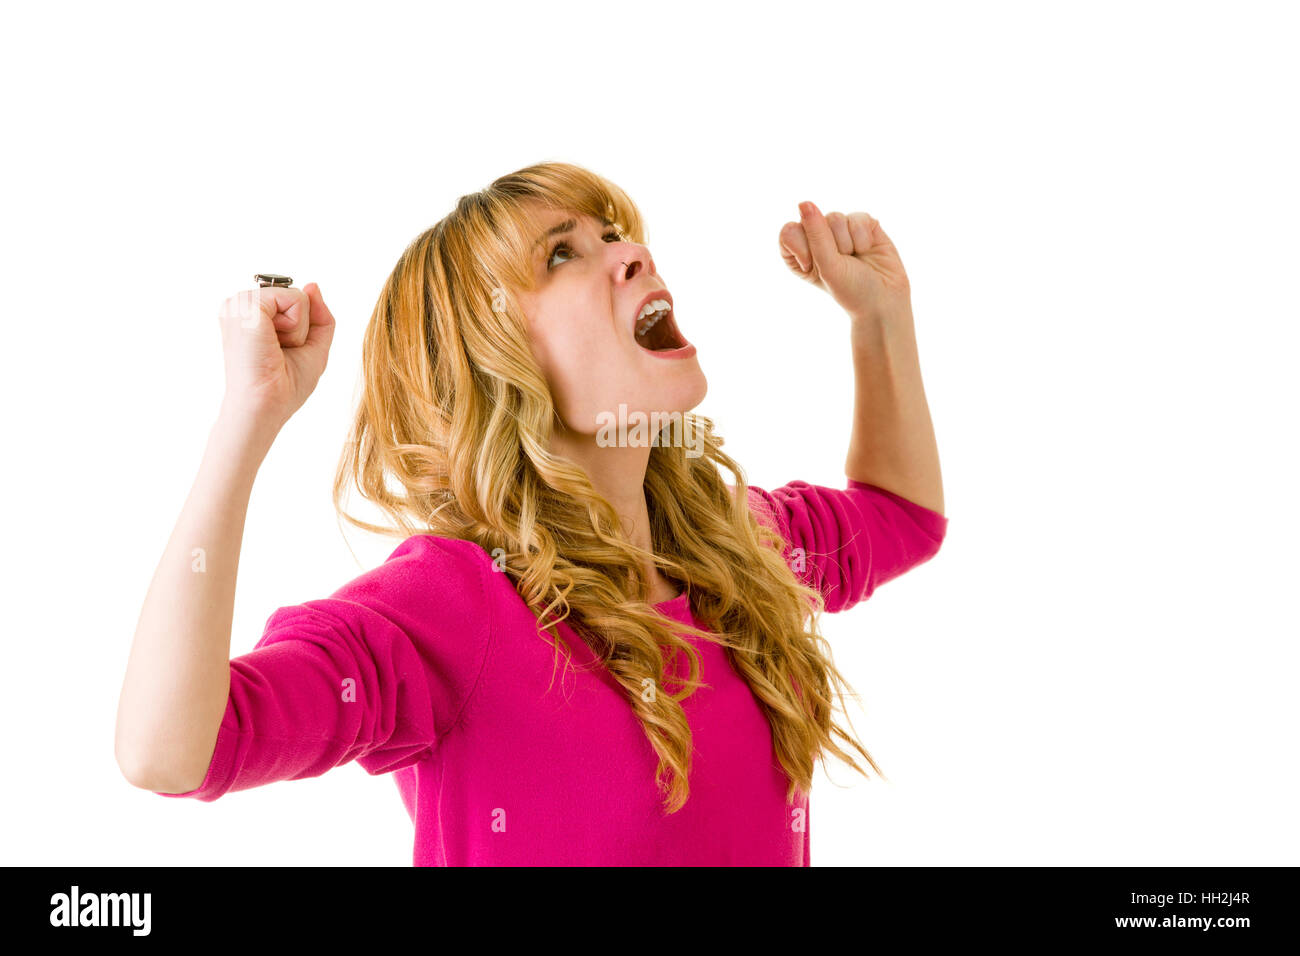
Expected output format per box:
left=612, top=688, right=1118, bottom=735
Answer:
left=116, top=161, right=947, bottom=866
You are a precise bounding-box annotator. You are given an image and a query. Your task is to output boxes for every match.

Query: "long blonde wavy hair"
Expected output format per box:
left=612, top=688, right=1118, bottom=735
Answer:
left=332, top=160, right=884, bottom=812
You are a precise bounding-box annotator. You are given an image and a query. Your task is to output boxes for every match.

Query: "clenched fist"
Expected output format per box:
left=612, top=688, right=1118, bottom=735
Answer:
left=217, top=282, right=336, bottom=431
left=779, top=201, right=912, bottom=323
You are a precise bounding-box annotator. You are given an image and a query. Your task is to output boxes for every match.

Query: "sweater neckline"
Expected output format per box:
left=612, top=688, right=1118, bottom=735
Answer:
left=655, top=590, right=689, bottom=610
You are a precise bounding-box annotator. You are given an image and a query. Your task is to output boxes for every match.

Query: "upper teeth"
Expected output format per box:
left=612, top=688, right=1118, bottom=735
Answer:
left=636, top=298, right=671, bottom=335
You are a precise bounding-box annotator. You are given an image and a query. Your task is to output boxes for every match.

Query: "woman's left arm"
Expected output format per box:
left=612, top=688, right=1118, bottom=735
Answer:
left=845, top=306, right=944, bottom=515
left=779, top=201, right=945, bottom=515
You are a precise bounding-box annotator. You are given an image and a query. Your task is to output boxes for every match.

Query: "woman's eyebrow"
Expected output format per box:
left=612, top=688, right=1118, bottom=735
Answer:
left=531, top=215, right=616, bottom=253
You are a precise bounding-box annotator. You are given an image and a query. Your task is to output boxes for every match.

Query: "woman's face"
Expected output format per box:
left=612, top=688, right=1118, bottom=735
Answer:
left=515, top=205, right=707, bottom=441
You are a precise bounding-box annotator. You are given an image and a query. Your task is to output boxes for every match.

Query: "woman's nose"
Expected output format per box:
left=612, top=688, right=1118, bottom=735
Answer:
left=618, top=248, right=654, bottom=279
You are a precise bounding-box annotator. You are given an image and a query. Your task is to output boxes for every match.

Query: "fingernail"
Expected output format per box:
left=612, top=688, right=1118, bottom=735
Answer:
left=799, top=202, right=813, bottom=217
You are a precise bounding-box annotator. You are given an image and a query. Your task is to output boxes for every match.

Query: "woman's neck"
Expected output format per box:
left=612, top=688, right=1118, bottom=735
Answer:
left=550, top=427, right=673, bottom=602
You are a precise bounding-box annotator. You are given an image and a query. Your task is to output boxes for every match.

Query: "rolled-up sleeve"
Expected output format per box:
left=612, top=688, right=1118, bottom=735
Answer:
left=747, top=478, right=949, bottom=613
left=154, top=537, right=491, bottom=801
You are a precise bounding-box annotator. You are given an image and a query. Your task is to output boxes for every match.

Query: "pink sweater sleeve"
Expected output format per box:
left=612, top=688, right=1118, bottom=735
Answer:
left=154, top=536, right=492, bottom=801
left=746, top=478, right=948, bottom=613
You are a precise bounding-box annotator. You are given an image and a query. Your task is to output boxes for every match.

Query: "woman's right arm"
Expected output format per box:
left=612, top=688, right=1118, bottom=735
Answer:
left=115, top=283, right=335, bottom=793
left=115, top=405, right=278, bottom=792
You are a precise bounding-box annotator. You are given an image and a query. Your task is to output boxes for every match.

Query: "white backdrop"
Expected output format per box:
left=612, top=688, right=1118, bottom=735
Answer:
left=2, top=0, right=1296, bottom=866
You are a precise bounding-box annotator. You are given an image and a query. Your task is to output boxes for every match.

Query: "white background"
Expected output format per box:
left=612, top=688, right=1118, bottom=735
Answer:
left=2, top=0, right=1296, bottom=866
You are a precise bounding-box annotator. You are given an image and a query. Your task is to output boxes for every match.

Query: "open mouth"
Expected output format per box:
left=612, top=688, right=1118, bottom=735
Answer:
left=634, top=295, right=690, bottom=352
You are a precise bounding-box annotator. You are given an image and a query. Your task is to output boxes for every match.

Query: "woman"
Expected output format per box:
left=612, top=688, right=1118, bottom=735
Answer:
left=115, top=161, right=947, bottom=866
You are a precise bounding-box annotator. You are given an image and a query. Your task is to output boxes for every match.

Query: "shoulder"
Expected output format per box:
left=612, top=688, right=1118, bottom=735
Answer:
left=262, top=534, right=498, bottom=644
left=375, top=533, right=497, bottom=590
left=724, top=480, right=793, bottom=540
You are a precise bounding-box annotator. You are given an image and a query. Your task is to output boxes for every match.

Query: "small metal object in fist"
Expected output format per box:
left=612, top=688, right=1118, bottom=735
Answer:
left=254, top=273, right=294, bottom=288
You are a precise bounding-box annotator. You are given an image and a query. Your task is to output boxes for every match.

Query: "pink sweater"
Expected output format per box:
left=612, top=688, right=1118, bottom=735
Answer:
left=155, top=479, right=948, bottom=865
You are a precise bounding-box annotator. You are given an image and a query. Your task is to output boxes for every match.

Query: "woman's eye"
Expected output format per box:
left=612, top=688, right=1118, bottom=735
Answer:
left=546, top=243, right=575, bottom=269
left=547, top=230, right=625, bottom=270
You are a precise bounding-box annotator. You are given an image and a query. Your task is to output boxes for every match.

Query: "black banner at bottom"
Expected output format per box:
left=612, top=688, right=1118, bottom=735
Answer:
left=8, top=866, right=1288, bottom=943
